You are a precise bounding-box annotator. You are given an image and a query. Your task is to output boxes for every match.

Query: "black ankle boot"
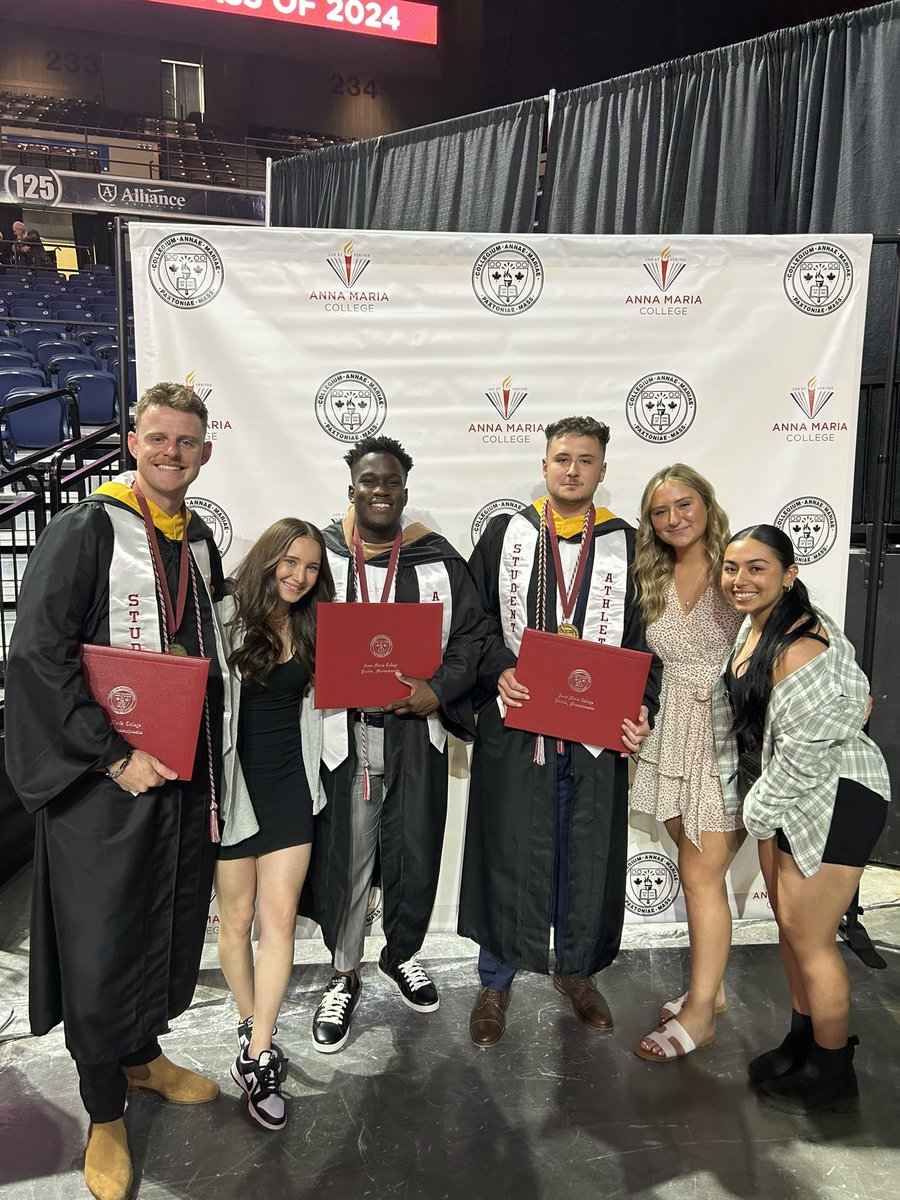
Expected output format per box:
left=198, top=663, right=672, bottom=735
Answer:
left=757, top=1037, right=859, bottom=1115
left=747, top=1010, right=813, bottom=1083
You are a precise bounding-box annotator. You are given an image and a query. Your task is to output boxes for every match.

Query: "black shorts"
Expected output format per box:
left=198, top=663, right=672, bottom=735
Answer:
left=776, top=777, right=887, bottom=867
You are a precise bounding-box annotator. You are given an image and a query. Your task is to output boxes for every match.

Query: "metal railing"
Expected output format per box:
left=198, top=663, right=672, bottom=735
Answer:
left=0, top=112, right=342, bottom=192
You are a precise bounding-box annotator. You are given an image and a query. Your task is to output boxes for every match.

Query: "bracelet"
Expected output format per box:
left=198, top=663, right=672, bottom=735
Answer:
left=107, top=747, right=134, bottom=781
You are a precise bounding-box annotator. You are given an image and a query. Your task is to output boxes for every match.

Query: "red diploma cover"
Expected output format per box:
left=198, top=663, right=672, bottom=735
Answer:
left=314, top=602, right=443, bottom=709
left=81, top=643, right=211, bottom=779
left=503, top=628, right=652, bottom=750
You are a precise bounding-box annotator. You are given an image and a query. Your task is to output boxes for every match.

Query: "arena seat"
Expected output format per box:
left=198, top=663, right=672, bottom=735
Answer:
left=35, top=340, right=73, bottom=369
left=1, top=387, right=75, bottom=467
left=49, top=354, right=98, bottom=387
left=0, top=369, right=51, bottom=407
left=67, top=372, right=118, bottom=430
left=0, top=350, right=35, bottom=371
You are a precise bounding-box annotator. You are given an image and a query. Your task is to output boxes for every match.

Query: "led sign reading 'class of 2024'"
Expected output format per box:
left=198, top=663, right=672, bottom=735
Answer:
left=142, top=0, right=438, bottom=45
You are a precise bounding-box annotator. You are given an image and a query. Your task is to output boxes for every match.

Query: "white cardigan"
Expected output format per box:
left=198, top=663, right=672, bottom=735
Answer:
left=217, top=595, right=326, bottom=848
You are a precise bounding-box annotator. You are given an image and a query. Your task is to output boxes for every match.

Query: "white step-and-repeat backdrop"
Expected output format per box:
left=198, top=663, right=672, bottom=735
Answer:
left=129, top=225, right=871, bottom=938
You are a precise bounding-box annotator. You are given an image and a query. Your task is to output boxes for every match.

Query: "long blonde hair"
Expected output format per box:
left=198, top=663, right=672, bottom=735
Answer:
left=633, top=464, right=731, bottom=624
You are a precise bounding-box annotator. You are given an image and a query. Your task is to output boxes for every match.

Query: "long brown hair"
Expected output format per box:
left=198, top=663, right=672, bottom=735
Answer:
left=227, top=518, right=334, bottom=686
left=633, top=464, right=731, bottom=624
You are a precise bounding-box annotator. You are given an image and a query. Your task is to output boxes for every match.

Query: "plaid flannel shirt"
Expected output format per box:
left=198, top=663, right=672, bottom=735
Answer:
left=712, top=610, right=890, bottom=878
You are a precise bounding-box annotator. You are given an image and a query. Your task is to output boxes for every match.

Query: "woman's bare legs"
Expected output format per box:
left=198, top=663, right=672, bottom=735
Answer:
left=639, top=820, right=746, bottom=1055
left=216, top=844, right=312, bottom=1058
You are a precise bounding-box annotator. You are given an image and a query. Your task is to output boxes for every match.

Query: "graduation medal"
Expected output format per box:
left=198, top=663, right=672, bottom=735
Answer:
left=543, top=499, right=594, bottom=641
left=167, top=642, right=188, bottom=656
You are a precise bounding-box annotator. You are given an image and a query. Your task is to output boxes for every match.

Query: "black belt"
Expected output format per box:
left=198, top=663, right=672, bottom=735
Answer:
left=354, top=711, right=385, bottom=727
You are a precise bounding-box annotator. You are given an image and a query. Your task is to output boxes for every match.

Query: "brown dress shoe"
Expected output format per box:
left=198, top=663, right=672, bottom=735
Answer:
left=553, top=974, right=613, bottom=1030
left=123, top=1052, right=219, bottom=1104
left=84, top=1119, right=133, bottom=1200
left=469, top=987, right=511, bottom=1048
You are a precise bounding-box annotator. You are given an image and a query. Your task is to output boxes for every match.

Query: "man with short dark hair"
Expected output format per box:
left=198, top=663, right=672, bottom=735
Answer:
left=308, top=435, right=485, bottom=1052
left=5, top=382, right=227, bottom=1200
left=459, top=416, right=659, bottom=1047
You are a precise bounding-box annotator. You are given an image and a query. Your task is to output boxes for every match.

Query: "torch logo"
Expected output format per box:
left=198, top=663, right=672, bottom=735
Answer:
left=327, top=241, right=371, bottom=288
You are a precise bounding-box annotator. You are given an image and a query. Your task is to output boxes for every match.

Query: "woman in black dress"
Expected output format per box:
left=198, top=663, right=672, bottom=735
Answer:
left=216, top=518, right=334, bottom=1130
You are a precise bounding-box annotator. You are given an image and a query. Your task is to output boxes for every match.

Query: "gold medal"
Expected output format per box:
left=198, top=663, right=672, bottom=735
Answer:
left=167, top=642, right=188, bottom=656
left=557, top=622, right=580, bottom=639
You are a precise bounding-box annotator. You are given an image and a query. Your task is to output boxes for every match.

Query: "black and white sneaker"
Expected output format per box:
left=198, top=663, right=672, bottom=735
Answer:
left=236, top=1017, right=287, bottom=1081
left=378, top=951, right=440, bottom=1012
left=312, top=974, right=361, bottom=1054
left=231, top=1047, right=287, bottom=1129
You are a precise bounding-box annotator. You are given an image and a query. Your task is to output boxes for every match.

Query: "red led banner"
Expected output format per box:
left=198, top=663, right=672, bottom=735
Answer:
left=142, top=0, right=438, bottom=45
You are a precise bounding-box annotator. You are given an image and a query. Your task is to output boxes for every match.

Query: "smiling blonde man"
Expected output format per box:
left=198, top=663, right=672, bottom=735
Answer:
left=5, top=382, right=228, bottom=1200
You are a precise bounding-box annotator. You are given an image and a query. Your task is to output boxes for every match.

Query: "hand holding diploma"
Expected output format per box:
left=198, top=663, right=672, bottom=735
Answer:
left=383, top=672, right=441, bottom=718
left=498, top=667, right=529, bottom=708
left=620, top=705, right=651, bottom=757
left=105, top=748, right=179, bottom=793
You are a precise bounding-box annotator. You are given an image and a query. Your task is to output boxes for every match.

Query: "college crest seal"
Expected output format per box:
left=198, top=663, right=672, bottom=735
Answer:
left=783, top=243, right=853, bottom=316
left=625, top=852, right=681, bottom=916
left=470, top=499, right=527, bottom=546
left=315, top=371, right=387, bottom=443
left=149, top=232, right=224, bottom=309
left=626, top=373, right=697, bottom=443
left=189, top=497, right=233, bottom=556
left=472, top=241, right=544, bottom=315
left=774, top=497, right=838, bottom=564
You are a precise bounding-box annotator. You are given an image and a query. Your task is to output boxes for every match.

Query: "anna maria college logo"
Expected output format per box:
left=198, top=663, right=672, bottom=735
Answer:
left=472, top=241, right=544, bottom=315
left=625, top=851, right=681, bottom=917
left=626, top=373, right=697, bottom=443
left=107, top=685, right=137, bottom=716
left=315, top=371, right=387, bottom=443
left=470, top=499, right=527, bottom=546
left=774, top=496, right=838, bottom=564
left=370, top=634, right=394, bottom=659
left=567, top=669, right=592, bottom=693
left=189, top=498, right=233, bottom=556
left=486, top=375, right=527, bottom=420
left=783, top=243, right=853, bottom=316
left=327, top=240, right=371, bottom=287
left=149, top=232, right=223, bottom=309
left=643, top=246, right=687, bottom=291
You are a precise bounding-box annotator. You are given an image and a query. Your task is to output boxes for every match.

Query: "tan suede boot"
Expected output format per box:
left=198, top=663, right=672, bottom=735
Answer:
left=84, top=1119, right=133, bottom=1200
left=122, top=1053, right=219, bottom=1104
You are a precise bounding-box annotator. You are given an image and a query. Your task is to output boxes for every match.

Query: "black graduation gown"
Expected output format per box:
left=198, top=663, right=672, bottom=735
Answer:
left=457, top=506, right=661, bottom=978
left=4, top=493, right=224, bottom=1065
left=308, top=520, right=485, bottom=965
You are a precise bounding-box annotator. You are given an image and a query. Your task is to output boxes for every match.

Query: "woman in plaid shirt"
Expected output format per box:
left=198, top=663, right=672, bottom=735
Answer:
left=713, top=524, right=889, bottom=1116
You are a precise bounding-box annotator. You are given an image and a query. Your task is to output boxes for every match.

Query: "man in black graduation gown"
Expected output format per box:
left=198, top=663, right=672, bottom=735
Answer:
left=458, top=416, right=660, bottom=1047
left=308, top=435, right=484, bottom=1053
left=5, top=382, right=227, bottom=1200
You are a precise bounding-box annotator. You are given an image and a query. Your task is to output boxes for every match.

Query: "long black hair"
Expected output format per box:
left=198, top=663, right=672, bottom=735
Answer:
left=726, top=524, right=819, bottom=746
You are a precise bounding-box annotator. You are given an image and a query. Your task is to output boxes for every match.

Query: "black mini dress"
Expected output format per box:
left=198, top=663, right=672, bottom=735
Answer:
left=218, top=656, right=314, bottom=859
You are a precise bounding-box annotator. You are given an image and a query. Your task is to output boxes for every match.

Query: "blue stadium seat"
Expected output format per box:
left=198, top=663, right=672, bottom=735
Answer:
left=35, top=339, right=73, bottom=368
left=9, top=301, right=51, bottom=320
left=0, top=368, right=47, bottom=405
left=1, top=387, right=73, bottom=465
left=68, top=371, right=118, bottom=427
left=49, top=354, right=97, bottom=387
left=0, top=350, right=35, bottom=371
left=15, top=326, right=59, bottom=355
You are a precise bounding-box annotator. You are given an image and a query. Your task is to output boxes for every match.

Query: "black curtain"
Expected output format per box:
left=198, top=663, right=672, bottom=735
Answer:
left=71, top=212, right=116, bottom=269
left=539, top=1, right=899, bottom=378
left=270, top=98, right=547, bottom=234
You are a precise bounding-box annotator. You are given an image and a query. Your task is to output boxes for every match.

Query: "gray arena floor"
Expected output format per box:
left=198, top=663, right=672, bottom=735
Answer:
left=1, top=864, right=898, bottom=1200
